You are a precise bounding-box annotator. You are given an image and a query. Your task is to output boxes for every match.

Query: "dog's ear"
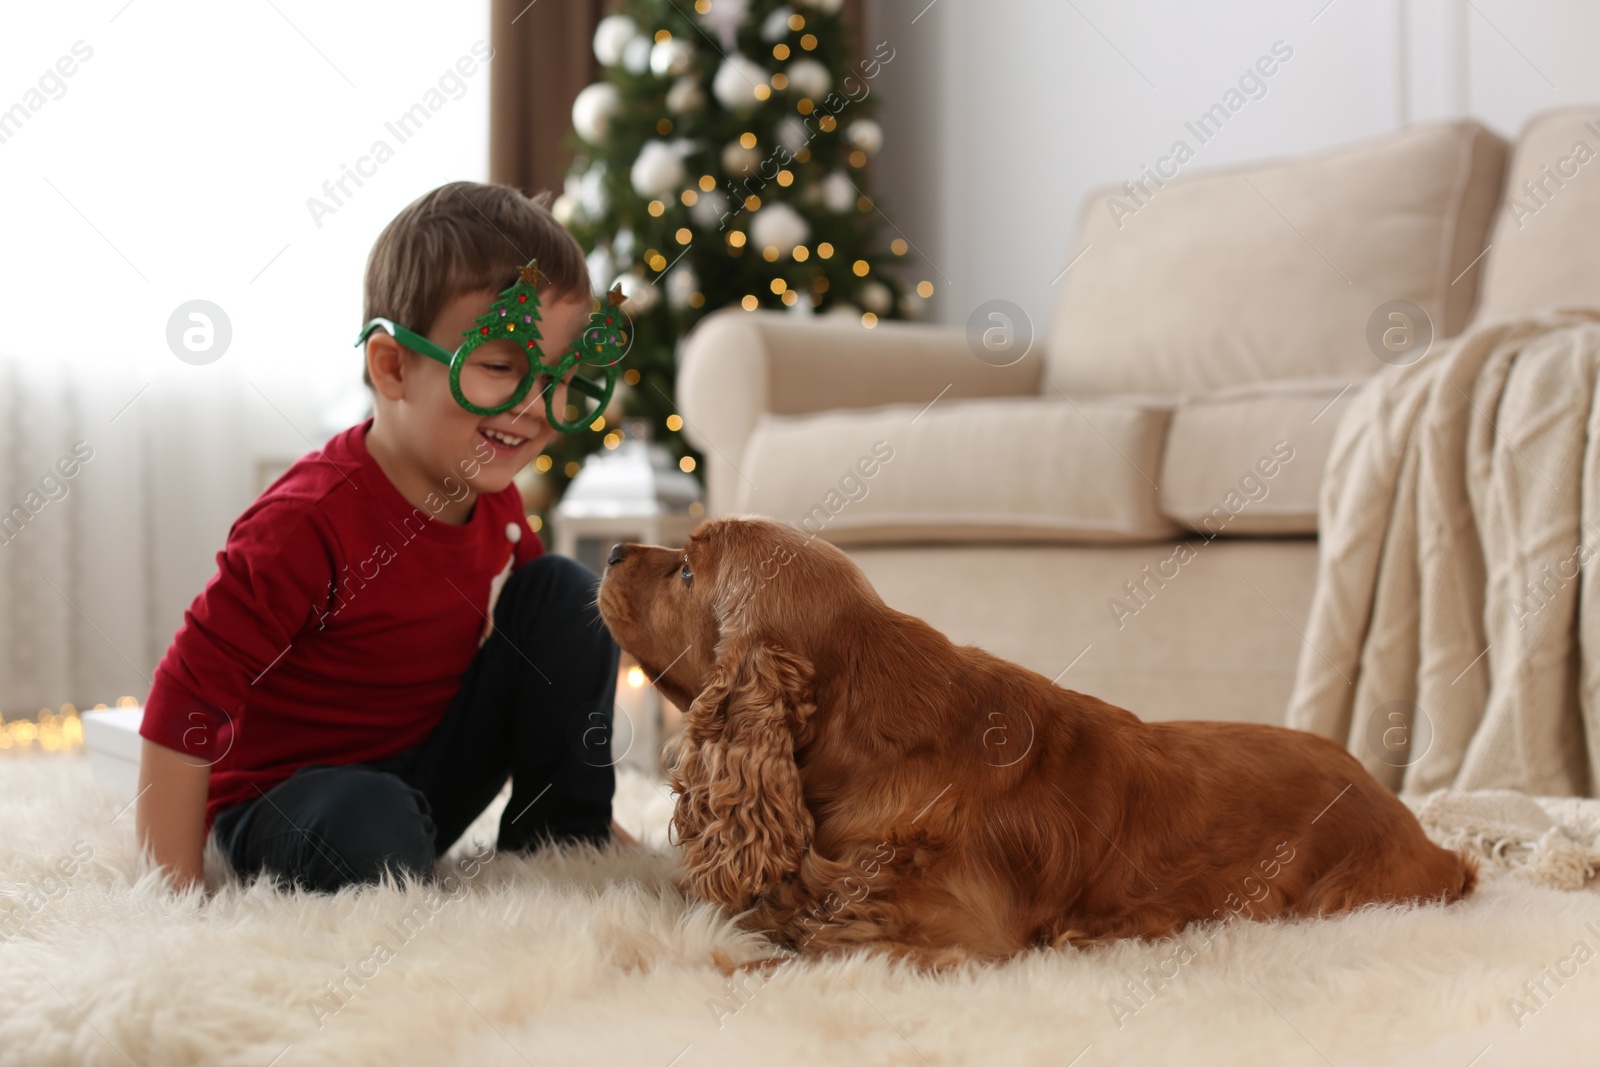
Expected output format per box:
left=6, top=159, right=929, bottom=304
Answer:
left=667, top=635, right=816, bottom=912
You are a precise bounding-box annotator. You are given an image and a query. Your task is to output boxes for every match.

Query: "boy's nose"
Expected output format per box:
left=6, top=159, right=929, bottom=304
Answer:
left=607, top=543, right=627, bottom=567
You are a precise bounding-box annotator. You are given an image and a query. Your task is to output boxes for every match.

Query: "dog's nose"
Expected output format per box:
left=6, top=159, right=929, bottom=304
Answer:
left=607, top=542, right=627, bottom=567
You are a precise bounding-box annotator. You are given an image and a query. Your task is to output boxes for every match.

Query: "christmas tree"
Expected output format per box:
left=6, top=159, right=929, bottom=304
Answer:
left=533, top=0, right=927, bottom=510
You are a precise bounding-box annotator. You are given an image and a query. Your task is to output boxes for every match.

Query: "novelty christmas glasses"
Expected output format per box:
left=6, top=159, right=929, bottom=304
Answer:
left=354, top=261, right=629, bottom=433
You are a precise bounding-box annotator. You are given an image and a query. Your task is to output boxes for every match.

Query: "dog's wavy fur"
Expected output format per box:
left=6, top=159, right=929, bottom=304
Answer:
left=598, top=517, right=1476, bottom=968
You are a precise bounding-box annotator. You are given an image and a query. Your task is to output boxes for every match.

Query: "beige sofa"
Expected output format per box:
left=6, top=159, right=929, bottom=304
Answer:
left=674, top=109, right=1597, bottom=727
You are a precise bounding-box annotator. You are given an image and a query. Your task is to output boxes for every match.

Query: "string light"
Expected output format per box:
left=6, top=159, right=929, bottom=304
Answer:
left=680, top=456, right=697, bottom=472
left=681, top=189, right=698, bottom=205
left=666, top=414, right=684, bottom=431
left=892, top=238, right=908, bottom=255
left=0, top=702, right=97, bottom=756
left=917, top=280, right=935, bottom=297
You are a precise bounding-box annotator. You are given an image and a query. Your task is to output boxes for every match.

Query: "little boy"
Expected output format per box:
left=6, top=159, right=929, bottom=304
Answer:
left=136, top=181, right=627, bottom=892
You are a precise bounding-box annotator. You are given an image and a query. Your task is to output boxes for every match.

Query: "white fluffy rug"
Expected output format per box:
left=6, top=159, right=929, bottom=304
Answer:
left=4, top=757, right=1600, bottom=1066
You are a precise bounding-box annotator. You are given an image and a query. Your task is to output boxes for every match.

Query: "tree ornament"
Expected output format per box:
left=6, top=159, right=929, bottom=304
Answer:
left=665, top=76, right=706, bottom=114
left=845, top=119, right=884, bottom=156
left=621, top=35, right=652, bottom=74
left=698, top=0, right=751, bottom=50
left=712, top=54, right=768, bottom=112
left=611, top=273, right=660, bottom=315
left=750, top=202, right=810, bottom=257
left=593, top=15, right=641, bottom=65
left=760, top=6, right=795, bottom=41
left=688, top=188, right=729, bottom=229
left=631, top=141, right=689, bottom=198
left=820, top=170, right=856, bottom=213
left=859, top=280, right=892, bottom=315
left=572, top=83, right=621, bottom=142
left=666, top=264, right=700, bottom=309
left=786, top=58, right=830, bottom=99
left=721, top=141, right=761, bottom=176
left=649, top=38, right=695, bottom=78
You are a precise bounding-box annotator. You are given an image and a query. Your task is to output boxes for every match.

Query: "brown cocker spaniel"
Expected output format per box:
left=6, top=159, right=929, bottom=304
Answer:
left=597, top=517, right=1474, bottom=968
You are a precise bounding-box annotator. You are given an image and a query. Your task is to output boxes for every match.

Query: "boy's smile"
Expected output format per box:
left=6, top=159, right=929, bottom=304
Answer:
left=363, top=284, right=596, bottom=524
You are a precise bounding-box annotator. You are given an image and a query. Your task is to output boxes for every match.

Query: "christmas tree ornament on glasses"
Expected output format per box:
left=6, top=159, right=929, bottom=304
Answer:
left=354, top=261, right=630, bottom=433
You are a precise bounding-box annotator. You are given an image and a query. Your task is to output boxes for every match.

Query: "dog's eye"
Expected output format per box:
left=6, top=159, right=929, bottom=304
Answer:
left=680, top=559, right=693, bottom=586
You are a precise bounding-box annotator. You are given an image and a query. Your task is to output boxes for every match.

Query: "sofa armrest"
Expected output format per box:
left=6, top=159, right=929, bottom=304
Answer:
left=676, top=308, right=1042, bottom=516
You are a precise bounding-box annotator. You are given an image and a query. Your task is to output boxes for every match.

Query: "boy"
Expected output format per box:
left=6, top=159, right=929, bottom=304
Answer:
left=136, top=181, right=628, bottom=893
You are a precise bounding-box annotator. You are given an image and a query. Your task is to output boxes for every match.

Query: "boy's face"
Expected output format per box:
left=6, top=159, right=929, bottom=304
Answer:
left=400, top=286, right=595, bottom=495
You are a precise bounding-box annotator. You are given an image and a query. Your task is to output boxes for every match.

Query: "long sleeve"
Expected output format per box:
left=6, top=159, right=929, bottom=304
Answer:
left=140, top=500, right=340, bottom=765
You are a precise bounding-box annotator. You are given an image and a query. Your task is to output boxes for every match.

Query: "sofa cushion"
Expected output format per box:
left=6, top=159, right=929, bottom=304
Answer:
left=733, top=396, right=1180, bottom=544
left=1475, top=107, right=1600, bottom=322
left=1159, top=378, right=1363, bottom=536
left=1045, top=120, right=1508, bottom=395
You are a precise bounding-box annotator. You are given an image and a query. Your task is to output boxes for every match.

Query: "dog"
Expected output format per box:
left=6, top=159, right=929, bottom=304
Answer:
left=597, top=517, right=1475, bottom=968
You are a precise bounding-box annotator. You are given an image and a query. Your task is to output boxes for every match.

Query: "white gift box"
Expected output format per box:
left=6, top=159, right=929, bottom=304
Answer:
left=81, top=706, right=145, bottom=802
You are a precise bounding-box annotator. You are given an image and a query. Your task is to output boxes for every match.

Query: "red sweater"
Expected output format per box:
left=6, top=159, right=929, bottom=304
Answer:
left=140, top=420, right=543, bottom=830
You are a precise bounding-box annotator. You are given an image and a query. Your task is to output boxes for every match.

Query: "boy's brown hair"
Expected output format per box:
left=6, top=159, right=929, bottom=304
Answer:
left=361, top=181, right=590, bottom=385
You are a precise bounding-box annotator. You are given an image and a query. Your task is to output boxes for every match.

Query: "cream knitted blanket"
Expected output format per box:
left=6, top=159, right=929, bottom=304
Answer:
left=1287, top=311, right=1600, bottom=797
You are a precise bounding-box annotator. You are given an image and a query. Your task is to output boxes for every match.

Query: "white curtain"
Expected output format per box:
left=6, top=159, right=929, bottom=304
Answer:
left=0, top=354, right=348, bottom=714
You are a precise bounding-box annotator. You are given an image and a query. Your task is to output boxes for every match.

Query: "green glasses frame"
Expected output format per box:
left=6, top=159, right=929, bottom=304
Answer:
left=353, top=261, right=629, bottom=433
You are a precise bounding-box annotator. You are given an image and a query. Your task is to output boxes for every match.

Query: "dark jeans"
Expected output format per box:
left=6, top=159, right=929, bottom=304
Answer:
left=212, top=554, right=621, bottom=893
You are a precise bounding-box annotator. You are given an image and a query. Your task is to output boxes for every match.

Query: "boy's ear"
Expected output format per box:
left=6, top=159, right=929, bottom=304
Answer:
left=365, top=333, right=408, bottom=401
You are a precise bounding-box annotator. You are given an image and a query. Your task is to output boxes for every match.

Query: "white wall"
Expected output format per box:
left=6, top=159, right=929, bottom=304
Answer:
left=865, top=0, right=1600, bottom=335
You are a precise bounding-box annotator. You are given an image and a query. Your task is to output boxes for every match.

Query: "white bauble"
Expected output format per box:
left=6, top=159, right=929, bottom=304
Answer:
left=721, top=141, right=761, bottom=176
left=666, top=264, right=699, bottom=309
left=821, top=170, right=856, bottom=213
left=761, top=6, right=795, bottom=40
left=712, top=54, right=768, bottom=112
left=845, top=118, right=884, bottom=155
left=775, top=115, right=809, bottom=153
left=631, top=141, right=687, bottom=197
left=689, top=187, right=729, bottom=228
left=577, top=163, right=609, bottom=217
left=796, top=0, right=844, bottom=12
left=551, top=193, right=577, bottom=226
left=613, top=226, right=637, bottom=263
left=749, top=202, right=810, bottom=257
left=586, top=248, right=614, bottom=296
left=621, top=36, right=652, bottom=75
left=650, top=38, right=694, bottom=78
left=823, top=301, right=861, bottom=320
left=593, top=15, right=640, bottom=66
left=699, top=0, right=750, bottom=50
left=899, top=290, right=926, bottom=319
left=859, top=280, right=891, bottom=315
left=612, top=273, right=660, bottom=315
left=665, top=76, right=705, bottom=113
left=572, top=83, right=621, bottom=143
left=786, top=58, right=830, bottom=99
left=786, top=293, right=815, bottom=316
